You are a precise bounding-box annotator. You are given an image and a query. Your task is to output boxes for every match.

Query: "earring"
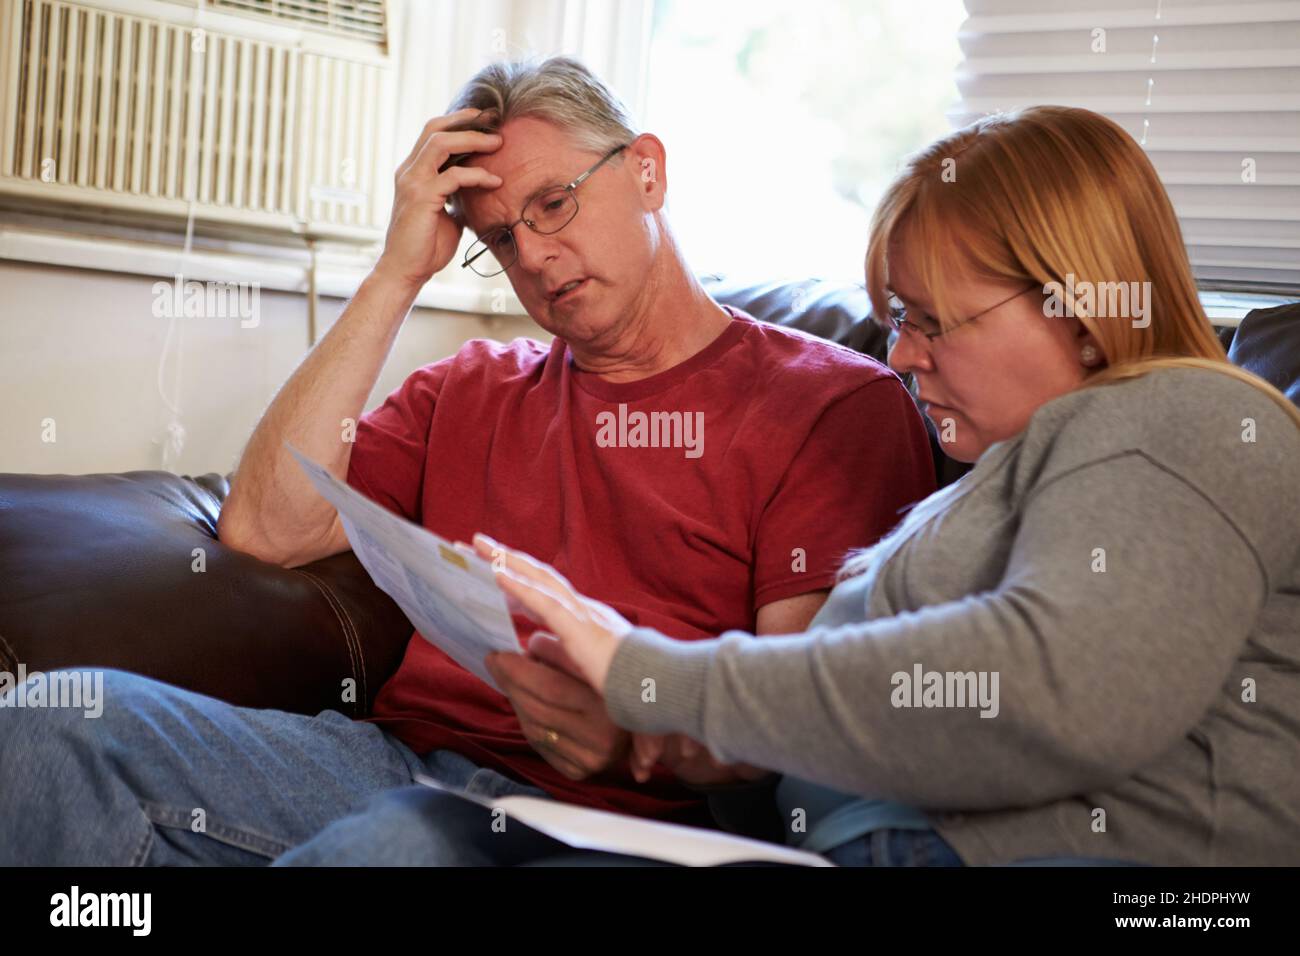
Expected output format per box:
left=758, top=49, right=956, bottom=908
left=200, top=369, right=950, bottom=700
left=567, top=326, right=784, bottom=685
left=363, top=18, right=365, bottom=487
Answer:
left=1080, top=344, right=1100, bottom=366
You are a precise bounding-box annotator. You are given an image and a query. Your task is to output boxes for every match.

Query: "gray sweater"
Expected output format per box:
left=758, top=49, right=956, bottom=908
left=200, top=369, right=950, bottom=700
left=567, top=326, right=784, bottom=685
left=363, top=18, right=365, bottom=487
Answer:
left=605, top=367, right=1300, bottom=865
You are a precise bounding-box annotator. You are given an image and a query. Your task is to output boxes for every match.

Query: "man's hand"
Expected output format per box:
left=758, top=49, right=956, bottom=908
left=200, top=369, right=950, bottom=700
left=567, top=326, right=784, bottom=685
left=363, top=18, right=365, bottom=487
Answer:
left=631, top=733, right=771, bottom=787
left=374, top=108, right=504, bottom=293
left=486, top=651, right=631, bottom=782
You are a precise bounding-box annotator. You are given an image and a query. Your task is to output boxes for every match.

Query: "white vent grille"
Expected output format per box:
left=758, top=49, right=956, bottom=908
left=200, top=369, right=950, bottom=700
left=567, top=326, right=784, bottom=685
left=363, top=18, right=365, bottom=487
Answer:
left=0, top=0, right=393, bottom=242
left=212, top=0, right=386, bottom=45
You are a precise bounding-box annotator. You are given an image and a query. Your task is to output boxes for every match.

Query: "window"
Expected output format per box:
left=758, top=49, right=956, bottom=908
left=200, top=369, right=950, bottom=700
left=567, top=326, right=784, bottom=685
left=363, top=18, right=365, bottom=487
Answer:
left=644, top=0, right=966, bottom=282
left=954, top=0, right=1300, bottom=295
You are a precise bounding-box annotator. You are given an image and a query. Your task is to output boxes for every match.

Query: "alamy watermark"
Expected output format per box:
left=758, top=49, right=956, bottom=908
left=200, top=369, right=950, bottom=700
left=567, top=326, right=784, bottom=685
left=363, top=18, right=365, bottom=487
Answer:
left=891, top=663, right=1000, bottom=718
left=1043, top=274, right=1151, bottom=329
left=151, top=273, right=260, bottom=328
left=595, top=403, right=704, bottom=459
left=0, top=664, right=104, bottom=718
left=50, top=886, right=150, bottom=936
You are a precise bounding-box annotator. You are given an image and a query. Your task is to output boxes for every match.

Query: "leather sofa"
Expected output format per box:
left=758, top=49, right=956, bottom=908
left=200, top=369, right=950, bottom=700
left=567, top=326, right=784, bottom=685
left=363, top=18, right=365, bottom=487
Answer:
left=1, top=280, right=1295, bottom=719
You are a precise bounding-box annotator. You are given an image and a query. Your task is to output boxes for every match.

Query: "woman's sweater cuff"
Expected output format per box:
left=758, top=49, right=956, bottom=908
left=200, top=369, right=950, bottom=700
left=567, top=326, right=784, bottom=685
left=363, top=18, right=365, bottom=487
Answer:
left=604, top=627, right=714, bottom=737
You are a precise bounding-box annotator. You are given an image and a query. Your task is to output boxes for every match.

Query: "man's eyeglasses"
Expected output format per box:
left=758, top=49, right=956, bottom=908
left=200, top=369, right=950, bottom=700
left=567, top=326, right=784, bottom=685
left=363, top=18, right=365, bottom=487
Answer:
left=462, top=144, right=630, bottom=278
left=886, top=283, right=1038, bottom=341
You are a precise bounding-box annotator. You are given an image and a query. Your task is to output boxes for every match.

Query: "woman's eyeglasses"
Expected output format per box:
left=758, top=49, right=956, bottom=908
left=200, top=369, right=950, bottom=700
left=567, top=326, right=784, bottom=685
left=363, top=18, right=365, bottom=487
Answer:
left=886, top=283, right=1039, bottom=342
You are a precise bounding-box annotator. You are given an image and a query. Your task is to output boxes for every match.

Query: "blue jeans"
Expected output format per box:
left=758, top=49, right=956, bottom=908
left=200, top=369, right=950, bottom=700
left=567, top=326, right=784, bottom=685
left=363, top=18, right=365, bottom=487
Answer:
left=276, top=786, right=962, bottom=867
left=0, top=668, right=1131, bottom=868
left=278, top=785, right=965, bottom=867
left=822, top=827, right=964, bottom=866
left=0, top=668, right=546, bottom=866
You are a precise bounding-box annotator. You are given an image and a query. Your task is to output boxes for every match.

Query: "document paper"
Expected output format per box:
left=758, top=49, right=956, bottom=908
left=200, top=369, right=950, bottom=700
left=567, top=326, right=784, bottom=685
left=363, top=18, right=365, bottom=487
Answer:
left=413, top=774, right=834, bottom=867
left=287, top=442, right=520, bottom=690
left=292, top=443, right=831, bottom=866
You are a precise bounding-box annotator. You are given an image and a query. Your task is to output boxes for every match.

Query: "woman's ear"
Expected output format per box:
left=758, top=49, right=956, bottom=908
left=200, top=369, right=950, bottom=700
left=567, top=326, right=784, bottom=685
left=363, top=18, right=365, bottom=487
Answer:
left=1073, top=319, right=1106, bottom=368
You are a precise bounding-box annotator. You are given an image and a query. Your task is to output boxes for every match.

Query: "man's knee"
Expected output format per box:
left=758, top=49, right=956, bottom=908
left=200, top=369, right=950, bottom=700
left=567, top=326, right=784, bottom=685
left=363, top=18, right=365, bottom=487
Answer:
left=276, top=787, right=497, bottom=866
left=363, top=786, right=494, bottom=837
left=0, top=667, right=177, bottom=766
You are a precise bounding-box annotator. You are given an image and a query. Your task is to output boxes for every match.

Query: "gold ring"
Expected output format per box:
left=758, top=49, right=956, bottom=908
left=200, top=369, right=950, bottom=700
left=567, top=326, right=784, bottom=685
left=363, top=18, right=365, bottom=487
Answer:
left=544, top=728, right=560, bottom=747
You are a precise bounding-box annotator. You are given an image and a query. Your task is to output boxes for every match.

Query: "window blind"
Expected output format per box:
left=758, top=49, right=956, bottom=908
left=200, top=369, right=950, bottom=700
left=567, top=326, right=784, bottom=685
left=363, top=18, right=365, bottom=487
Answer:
left=955, top=0, right=1300, bottom=294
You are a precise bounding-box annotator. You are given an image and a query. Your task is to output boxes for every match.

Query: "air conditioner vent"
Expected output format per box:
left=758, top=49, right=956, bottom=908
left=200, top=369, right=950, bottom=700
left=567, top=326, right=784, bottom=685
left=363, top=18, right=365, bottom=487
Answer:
left=211, top=0, right=386, bottom=47
left=0, top=0, right=392, bottom=242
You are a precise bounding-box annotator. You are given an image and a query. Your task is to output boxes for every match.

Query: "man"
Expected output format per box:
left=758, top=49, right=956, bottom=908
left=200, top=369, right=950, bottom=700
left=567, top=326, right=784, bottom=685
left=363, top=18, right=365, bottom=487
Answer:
left=0, top=57, right=934, bottom=865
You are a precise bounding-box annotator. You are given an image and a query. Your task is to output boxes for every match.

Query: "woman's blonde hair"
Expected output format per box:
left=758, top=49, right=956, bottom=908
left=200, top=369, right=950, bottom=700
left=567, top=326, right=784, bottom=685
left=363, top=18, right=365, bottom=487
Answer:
left=842, top=105, right=1299, bottom=579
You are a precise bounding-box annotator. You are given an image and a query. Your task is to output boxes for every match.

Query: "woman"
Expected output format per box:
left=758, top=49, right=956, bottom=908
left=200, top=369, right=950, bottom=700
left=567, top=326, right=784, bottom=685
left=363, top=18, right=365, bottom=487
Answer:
left=484, top=104, right=1300, bottom=866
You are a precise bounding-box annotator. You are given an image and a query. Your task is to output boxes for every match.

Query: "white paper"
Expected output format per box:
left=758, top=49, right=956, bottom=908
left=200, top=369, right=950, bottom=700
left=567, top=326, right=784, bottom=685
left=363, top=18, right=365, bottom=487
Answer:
left=286, top=442, right=520, bottom=690
left=413, top=773, right=834, bottom=868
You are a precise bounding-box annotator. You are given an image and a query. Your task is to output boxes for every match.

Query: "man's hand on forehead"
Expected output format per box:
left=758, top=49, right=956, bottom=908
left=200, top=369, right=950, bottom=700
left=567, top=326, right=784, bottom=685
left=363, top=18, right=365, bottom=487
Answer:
left=437, top=109, right=502, bottom=174
left=372, top=108, right=505, bottom=288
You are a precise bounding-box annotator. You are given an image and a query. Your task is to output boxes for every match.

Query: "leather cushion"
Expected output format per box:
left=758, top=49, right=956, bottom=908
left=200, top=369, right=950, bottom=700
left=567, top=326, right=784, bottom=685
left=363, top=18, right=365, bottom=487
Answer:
left=1228, top=301, right=1300, bottom=405
left=0, top=470, right=412, bottom=716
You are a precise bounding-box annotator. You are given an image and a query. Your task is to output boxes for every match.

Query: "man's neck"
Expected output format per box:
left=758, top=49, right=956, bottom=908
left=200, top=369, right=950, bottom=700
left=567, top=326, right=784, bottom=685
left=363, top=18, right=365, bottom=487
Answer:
left=567, top=256, right=733, bottom=384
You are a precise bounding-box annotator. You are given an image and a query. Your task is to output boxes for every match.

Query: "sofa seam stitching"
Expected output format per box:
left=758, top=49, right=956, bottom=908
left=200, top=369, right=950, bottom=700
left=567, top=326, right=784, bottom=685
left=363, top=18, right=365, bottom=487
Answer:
left=293, top=568, right=367, bottom=716
left=0, top=630, right=17, bottom=672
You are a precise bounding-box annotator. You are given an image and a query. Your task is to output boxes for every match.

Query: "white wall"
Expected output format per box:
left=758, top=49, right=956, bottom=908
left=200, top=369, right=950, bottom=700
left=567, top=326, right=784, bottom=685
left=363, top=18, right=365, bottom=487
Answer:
left=0, top=259, right=545, bottom=476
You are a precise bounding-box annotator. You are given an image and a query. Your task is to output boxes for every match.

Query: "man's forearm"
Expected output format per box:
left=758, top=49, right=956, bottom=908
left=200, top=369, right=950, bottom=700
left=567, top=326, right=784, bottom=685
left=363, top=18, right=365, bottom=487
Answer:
left=217, top=268, right=421, bottom=565
left=217, top=109, right=504, bottom=565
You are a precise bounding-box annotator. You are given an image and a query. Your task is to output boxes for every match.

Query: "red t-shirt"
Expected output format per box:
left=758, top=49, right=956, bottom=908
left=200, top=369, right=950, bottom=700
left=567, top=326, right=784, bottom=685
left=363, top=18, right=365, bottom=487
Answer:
left=346, top=306, right=935, bottom=822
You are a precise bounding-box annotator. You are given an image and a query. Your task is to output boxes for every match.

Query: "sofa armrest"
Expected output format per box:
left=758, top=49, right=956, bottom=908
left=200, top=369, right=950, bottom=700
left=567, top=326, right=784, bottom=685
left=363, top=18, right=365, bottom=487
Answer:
left=0, top=469, right=413, bottom=716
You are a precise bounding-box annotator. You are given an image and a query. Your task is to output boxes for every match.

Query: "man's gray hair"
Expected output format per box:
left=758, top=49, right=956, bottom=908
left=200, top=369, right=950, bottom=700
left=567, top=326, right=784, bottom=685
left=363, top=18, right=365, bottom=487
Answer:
left=444, top=56, right=640, bottom=218
left=449, top=55, right=639, bottom=151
